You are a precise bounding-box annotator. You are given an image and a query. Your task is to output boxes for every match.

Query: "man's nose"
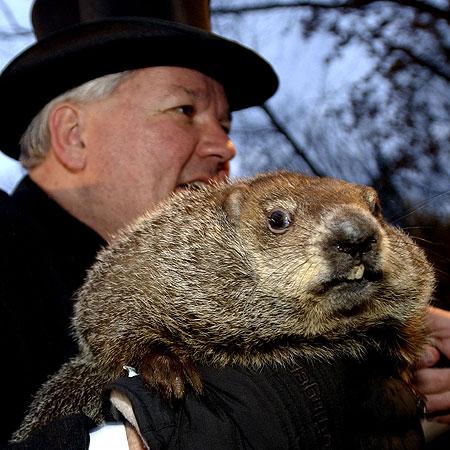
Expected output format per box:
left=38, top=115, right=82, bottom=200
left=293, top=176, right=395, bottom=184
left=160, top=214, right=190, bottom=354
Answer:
left=196, top=122, right=237, bottom=163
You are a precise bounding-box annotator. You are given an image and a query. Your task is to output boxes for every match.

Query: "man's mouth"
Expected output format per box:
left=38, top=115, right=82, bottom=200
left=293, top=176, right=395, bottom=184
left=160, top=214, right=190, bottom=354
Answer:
left=175, top=170, right=229, bottom=193
left=175, top=180, right=209, bottom=192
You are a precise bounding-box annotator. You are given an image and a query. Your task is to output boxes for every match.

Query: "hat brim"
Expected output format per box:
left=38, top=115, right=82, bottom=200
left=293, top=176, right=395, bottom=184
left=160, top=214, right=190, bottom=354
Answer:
left=0, top=17, right=278, bottom=159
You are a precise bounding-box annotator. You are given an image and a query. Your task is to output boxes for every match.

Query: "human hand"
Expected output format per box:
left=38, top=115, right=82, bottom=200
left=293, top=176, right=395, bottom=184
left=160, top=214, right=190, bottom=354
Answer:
left=125, top=422, right=145, bottom=450
left=414, top=306, right=450, bottom=424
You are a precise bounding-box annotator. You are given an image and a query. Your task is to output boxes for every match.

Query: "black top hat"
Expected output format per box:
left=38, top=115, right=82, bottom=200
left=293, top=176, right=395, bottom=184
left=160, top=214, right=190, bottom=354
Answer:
left=0, top=0, right=278, bottom=160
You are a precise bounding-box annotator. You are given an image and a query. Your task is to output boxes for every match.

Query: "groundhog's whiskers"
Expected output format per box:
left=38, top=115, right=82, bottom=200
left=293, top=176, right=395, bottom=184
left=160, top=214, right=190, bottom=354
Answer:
left=388, top=189, right=450, bottom=224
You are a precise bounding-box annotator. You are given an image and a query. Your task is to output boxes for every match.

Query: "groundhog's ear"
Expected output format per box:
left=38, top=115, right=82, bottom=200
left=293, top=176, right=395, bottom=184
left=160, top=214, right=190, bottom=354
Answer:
left=223, top=184, right=249, bottom=224
left=364, top=187, right=382, bottom=218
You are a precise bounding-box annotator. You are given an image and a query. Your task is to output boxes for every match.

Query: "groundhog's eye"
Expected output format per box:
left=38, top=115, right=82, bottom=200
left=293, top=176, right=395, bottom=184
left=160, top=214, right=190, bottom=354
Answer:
left=267, top=210, right=292, bottom=234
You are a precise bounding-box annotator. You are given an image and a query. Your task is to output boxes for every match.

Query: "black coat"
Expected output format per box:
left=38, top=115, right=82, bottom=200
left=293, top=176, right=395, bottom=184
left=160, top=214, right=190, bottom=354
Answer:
left=0, top=176, right=105, bottom=442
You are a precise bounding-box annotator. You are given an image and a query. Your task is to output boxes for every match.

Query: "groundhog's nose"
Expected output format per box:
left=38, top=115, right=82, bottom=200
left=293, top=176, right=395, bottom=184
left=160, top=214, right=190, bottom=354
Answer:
left=328, top=213, right=381, bottom=265
left=335, top=220, right=378, bottom=258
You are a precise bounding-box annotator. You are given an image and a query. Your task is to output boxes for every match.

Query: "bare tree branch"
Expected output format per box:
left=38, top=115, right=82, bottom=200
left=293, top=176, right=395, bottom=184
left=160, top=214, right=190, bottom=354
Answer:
left=389, top=44, right=450, bottom=82
left=0, top=0, right=29, bottom=32
left=0, top=30, right=33, bottom=39
left=260, top=104, right=324, bottom=176
left=212, top=0, right=450, bottom=22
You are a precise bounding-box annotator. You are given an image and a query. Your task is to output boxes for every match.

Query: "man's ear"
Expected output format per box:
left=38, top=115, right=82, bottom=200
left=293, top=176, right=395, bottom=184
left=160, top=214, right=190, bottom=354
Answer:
left=48, top=103, right=87, bottom=172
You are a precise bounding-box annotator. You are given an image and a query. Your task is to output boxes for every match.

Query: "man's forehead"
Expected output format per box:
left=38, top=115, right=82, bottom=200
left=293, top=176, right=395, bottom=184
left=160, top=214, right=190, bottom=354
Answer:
left=131, top=67, right=221, bottom=89
left=165, top=84, right=207, bottom=99
left=132, top=68, right=229, bottom=110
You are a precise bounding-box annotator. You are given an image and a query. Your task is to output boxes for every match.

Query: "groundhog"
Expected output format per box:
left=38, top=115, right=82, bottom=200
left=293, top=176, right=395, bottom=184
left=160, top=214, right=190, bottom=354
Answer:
left=14, top=171, right=434, bottom=442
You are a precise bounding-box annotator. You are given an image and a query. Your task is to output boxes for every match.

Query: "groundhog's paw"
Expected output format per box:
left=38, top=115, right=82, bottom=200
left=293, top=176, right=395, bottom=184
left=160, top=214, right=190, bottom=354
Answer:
left=140, top=352, right=203, bottom=399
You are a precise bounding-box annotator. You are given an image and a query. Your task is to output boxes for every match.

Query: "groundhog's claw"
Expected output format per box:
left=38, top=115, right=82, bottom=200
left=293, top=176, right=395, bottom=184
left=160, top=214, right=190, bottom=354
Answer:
left=139, top=352, right=202, bottom=399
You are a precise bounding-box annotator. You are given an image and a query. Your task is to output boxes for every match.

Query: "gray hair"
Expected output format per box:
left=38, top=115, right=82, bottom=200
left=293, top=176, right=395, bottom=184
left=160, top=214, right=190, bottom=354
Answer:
left=20, top=71, right=132, bottom=169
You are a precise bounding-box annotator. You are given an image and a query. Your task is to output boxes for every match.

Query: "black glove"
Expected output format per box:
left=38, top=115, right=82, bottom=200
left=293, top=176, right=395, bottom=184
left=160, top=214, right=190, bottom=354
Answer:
left=104, top=358, right=425, bottom=450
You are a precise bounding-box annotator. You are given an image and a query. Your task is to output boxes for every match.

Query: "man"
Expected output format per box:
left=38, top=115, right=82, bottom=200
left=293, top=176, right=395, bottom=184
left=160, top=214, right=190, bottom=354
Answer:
left=0, top=0, right=449, bottom=448
left=0, top=0, right=277, bottom=446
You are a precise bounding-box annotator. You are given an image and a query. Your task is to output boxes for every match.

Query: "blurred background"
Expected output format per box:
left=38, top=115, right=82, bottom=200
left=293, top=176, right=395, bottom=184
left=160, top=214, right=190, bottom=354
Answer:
left=0, top=0, right=449, bottom=308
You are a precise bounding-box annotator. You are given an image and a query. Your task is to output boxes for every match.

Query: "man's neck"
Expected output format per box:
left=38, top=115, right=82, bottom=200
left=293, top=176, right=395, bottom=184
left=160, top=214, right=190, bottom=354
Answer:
left=29, top=164, right=116, bottom=242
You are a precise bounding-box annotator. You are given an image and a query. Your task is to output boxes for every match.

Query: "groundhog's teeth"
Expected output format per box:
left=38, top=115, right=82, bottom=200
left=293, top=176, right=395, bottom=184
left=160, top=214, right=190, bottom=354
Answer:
left=346, top=264, right=365, bottom=280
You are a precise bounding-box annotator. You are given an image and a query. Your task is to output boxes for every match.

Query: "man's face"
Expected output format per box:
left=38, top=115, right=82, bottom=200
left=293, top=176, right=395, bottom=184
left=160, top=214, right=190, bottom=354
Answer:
left=80, top=67, right=236, bottom=237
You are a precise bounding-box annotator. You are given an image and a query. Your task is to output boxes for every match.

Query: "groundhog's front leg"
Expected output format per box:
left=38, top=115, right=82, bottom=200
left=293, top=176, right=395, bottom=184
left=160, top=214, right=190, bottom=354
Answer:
left=139, top=349, right=203, bottom=399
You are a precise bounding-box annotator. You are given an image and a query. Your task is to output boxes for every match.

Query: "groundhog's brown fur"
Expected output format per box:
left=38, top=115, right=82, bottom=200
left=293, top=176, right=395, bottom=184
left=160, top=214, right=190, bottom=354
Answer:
left=14, top=172, right=434, bottom=441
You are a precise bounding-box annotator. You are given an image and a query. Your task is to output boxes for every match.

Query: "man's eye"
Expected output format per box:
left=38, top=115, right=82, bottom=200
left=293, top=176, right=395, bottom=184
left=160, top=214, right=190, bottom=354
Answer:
left=176, top=105, right=195, bottom=116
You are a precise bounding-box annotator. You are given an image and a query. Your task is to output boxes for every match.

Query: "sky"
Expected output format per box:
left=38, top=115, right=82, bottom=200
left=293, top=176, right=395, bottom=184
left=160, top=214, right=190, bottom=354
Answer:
left=0, top=0, right=33, bottom=192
